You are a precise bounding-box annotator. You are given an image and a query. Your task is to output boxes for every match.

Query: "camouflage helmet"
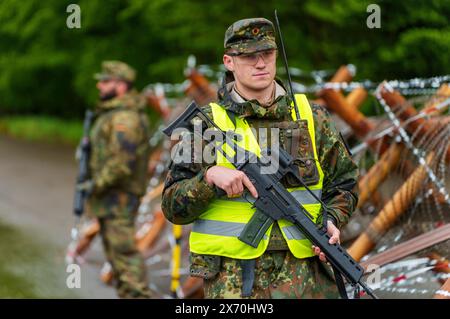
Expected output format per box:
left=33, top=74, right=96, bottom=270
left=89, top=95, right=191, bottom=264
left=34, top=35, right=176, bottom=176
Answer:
left=224, top=18, right=277, bottom=55
left=94, top=60, right=136, bottom=83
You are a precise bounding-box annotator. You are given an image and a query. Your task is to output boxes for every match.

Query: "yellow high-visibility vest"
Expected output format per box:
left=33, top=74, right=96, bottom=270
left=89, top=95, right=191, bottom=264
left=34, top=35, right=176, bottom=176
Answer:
left=190, top=94, right=324, bottom=259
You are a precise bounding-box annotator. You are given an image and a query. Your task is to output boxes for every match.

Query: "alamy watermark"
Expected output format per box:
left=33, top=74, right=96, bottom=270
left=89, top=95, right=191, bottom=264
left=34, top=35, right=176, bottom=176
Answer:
left=66, top=263, right=81, bottom=289
left=66, top=4, right=81, bottom=29
left=365, top=263, right=381, bottom=290
left=64, top=5, right=380, bottom=32
left=366, top=4, right=381, bottom=29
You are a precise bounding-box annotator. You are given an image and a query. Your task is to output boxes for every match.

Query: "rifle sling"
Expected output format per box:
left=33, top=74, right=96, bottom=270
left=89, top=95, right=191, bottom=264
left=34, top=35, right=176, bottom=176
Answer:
left=332, top=264, right=349, bottom=299
left=240, top=259, right=256, bottom=297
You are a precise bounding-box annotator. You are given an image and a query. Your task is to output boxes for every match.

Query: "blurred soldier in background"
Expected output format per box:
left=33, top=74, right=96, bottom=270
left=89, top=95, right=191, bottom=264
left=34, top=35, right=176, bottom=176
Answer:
left=78, top=61, right=153, bottom=298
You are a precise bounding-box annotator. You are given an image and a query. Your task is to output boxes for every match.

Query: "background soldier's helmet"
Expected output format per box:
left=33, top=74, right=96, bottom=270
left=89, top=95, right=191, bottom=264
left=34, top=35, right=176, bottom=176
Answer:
left=94, top=60, right=136, bottom=83
left=224, top=18, right=277, bottom=55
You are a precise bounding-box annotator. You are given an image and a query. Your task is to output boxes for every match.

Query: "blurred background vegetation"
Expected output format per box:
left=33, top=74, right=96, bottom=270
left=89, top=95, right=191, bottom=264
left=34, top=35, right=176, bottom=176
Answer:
left=0, top=0, right=449, bottom=124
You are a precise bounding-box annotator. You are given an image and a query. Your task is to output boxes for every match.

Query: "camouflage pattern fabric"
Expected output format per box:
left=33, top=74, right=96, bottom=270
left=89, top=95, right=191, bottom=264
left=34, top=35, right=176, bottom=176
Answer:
left=89, top=89, right=150, bottom=198
left=91, top=191, right=153, bottom=298
left=88, top=88, right=152, bottom=298
left=94, top=60, right=136, bottom=83
left=203, top=252, right=339, bottom=299
left=224, top=18, right=277, bottom=54
left=162, top=74, right=359, bottom=298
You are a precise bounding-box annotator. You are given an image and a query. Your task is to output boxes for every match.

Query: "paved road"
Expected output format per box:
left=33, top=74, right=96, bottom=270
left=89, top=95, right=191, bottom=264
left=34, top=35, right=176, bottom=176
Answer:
left=0, top=135, right=115, bottom=298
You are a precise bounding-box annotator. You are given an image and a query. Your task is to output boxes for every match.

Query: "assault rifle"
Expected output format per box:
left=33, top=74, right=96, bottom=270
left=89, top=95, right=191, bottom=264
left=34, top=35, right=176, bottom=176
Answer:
left=67, top=110, right=95, bottom=264
left=73, top=109, right=95, bottom=217
left=163, top=101, right=378, bottom=299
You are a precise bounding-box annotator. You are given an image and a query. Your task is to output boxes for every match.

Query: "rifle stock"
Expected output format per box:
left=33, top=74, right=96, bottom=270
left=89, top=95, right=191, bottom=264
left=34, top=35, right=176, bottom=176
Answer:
left=162, top=101, right=203, bottom=137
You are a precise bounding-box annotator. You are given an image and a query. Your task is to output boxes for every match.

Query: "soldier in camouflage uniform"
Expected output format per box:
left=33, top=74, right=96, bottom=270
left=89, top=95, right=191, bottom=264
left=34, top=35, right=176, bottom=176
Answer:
left=81, top=61, right=153, bottom=298
left=162, top=19, right=359, bottom=299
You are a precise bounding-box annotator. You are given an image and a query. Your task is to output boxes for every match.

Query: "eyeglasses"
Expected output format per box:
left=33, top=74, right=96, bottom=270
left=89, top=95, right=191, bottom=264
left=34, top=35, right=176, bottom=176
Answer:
left=229, top=49, right=277, bottom=66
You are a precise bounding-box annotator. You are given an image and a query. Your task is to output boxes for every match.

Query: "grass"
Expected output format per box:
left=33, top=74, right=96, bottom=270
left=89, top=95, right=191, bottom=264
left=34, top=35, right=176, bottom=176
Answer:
left=0, top=220, right=78, bottom=298
left=0, top=116, right=82, bottom=146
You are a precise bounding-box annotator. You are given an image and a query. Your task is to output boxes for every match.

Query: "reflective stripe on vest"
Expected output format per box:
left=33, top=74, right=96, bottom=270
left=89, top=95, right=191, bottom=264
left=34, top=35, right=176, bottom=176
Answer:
left=192, top=219, right=269, bottom=240
left=189, top=94, right=324, bottom=259
left=192, top=219, right=302, bottom=240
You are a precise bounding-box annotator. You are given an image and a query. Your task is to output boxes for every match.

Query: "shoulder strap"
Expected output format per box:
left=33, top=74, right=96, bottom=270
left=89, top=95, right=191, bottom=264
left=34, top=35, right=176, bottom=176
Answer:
left=291, top=94, right=320, bottom=163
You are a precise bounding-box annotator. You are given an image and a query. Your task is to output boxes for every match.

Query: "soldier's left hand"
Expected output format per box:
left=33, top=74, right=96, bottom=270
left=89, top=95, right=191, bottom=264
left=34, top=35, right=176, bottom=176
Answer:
left=312, top=220, right=340, bottom=262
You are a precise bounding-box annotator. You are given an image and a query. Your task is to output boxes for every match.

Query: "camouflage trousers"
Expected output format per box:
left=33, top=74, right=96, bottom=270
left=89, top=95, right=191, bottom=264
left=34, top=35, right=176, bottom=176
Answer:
left=91, top=191, right=153, bottom=298
left=203, top=250, right=339, bottom=299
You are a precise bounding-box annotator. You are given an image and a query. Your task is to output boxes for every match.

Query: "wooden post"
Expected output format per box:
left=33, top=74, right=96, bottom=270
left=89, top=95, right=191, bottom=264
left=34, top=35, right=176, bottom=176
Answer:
left=380, top=84, right=450, bottom=163
left=73, top=220, right=100, bottom=257
left=319, top=66, right=390, bottom=154
left=145, top=88, right=171, bottom=120
left=322, top=65, right=368, bottom=109
left=147, top=147, right=164, bottom=176
left=346, top=87, right=368, bottom=110
left=184, top=68, right=216, bottom=105
left=359, top=224, right=450, bottom=269
left=357, top=143, right=404, bottom=209
left=380, top=86, right=432, bottom=137
left=136, top=210, right=166, bottom=252
left=312, top=65, right=354, bottom=107
left=141, top=182, right=165, bottom=204
left=348, top=153, right=434, bottom=261
left=320, top=88, right=374, bottom=138
left=423, top=84, right=450, bottom=115
left=330, top=65, right=354, bottom=83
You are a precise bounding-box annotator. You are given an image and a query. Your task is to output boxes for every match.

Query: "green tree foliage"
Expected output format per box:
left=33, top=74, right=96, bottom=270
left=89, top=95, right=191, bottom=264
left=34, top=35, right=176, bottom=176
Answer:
left=0, top=0, right=448, bottom=118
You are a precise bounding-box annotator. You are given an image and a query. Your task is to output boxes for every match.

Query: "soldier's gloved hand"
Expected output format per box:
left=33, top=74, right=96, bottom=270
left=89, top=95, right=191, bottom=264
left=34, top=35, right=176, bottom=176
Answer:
left=312, top=220, right=340, bottom=263
left=76, top=180, right=95, bottom=196
left=205, top=166, right=258, bottom=199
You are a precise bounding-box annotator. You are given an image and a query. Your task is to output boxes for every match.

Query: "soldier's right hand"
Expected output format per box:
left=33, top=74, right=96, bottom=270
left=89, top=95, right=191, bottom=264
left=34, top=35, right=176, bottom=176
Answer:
left=204, top=166, right=258, bottom=199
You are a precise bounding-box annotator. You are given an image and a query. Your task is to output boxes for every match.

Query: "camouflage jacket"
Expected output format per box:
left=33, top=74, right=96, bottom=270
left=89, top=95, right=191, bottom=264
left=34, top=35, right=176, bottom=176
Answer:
left=162, top=75, right=359, bottom=278
left=89, top=90, right=151, bottom=198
